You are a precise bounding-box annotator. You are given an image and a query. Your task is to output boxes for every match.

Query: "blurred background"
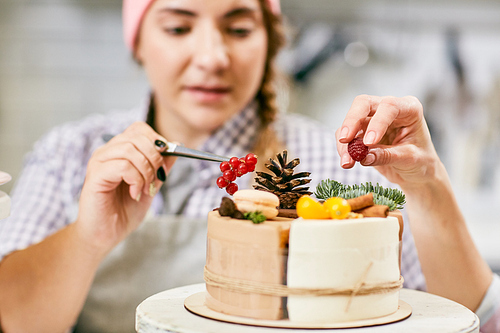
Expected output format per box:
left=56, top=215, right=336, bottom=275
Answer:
left=0, top=0, right=499, bottom=272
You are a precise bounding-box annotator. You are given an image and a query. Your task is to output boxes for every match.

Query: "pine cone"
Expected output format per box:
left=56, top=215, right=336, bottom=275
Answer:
left=254, top=150, right=312, bottom=209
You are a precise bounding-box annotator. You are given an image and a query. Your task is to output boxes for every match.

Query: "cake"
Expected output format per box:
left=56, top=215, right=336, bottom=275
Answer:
left=204, top=193, right=403, bottom=323
left=205, top=152, right=405, bottom=323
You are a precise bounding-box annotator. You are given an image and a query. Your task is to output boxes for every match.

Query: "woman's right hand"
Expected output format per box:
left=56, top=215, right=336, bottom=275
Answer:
left=75, top=122, right=176, bottom=255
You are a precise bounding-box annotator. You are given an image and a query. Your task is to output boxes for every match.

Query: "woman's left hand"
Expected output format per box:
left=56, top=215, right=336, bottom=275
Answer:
left=336, top=95, right=441, bottom=189
left=336, top=95, right=495, bottom=313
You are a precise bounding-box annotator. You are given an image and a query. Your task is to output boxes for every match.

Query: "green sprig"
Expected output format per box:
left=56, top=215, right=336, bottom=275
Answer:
left=314, top=179, right=406, bottom=211
left=244, top=211, right=267, bottom=224
left=314, top=179, right=344, bottom=199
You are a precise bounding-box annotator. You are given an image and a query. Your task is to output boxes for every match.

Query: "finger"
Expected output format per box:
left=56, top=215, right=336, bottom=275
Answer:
left=119, top=125, right=175, bottom=193
left=105, top=122, right=173, bottom=182
left=338, top=95, right=382, bottom=144
left=94, top=142, right=157, bottom=194
left=162, top=156, right=177, bottom=175
left=335, top=127, right=356, bottom=169
left=121, top=121, right=166, bottom=140
left=127, top=134, right=165, bottom=180
left=122, top=122, right=170, bottom=149
left=91, top=159, right=147, bottom=201
left=359, top=144, right=419, bottom=169
left=364, top=96, right=423, bottom=145
left=341, top=152, right=356, bottom=169
left=153, top=140, right=177, bottom=182
left=336, top=116, right=371, bottom=169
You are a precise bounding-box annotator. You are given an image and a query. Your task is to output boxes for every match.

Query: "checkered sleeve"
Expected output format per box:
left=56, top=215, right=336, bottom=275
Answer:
left=0, top=129, right=79, bottom=261
left=476, top=274, right=500, bottom=333
left=0, top=108, right=142, bottom=261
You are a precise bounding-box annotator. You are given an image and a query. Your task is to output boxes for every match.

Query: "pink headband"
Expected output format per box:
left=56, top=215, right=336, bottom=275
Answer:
left=123, top=0, right=281, bottom=51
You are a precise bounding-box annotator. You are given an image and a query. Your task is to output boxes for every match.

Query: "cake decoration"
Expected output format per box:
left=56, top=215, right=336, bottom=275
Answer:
left=295, top=195, right=330, bottom=219
left=216, top=190, right=279, bottom=224
left=347, top=138, right=369, bottom=161
left=296, top=193, right=394, bottom=219
left=233, top=189, right=279, bottom=219
left=203, top=153, right=408, bottom=326
left=217, top=153, right=258, bottom=195
left=315, top=179, right=406, bottom=211
left=254, top=150, right=312, bottom=209
left=218, top=197, right=244, bottom=219
left=218, top=197, right=266, bottom=224
left=323, top=197, right=352, bottom=219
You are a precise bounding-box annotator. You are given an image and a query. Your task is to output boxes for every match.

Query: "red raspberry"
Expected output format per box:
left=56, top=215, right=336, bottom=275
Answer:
left=220, top=161, right=231, bottom=172
left=223, top=170, right=237, bottom=182
left=245, top=153, right=258, bottom=165
left=348, top=138, right=369, bottom=162
left=226, top=182, right=238, bottom=195
left=216, top=176, right=229, bottom=188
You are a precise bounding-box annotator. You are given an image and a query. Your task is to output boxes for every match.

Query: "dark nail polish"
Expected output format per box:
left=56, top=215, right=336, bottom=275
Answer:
left=155, top=140, right=167, bottom=148
left=157, top=166, right=166, bottom=182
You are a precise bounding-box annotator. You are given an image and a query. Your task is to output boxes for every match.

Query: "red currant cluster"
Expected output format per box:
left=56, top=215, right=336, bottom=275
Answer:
left=217, top=153, right=258, bottom=195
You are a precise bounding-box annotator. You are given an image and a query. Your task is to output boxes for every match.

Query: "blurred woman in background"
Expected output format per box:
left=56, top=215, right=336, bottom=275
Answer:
left=0, top=0, right=496, bottom=332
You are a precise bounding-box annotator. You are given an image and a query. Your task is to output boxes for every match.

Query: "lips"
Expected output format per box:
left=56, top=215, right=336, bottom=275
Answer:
left=184, top=85, right=232, bottom=103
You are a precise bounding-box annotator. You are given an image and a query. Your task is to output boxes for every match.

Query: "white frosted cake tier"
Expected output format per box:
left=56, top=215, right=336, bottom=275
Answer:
left=0, top=191, right=11, bottom=220
left=287, top=216, right=401, bottom=323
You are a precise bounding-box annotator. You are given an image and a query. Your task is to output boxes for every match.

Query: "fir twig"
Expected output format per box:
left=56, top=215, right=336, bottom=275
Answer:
left=314, top=179, right=344, bottom=199
left=314, top=179, right=406, bottom=211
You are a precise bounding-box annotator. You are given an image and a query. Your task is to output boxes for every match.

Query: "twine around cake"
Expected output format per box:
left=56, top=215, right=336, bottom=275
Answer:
left=204, top=265, right=403, bottom=299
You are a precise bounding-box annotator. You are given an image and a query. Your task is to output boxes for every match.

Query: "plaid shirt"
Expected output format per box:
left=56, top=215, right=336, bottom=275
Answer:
left=1, top=96, right=431, bottom=279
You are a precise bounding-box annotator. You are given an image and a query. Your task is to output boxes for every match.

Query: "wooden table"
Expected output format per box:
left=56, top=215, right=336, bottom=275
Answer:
left=136, top=283, right=479, bottom=333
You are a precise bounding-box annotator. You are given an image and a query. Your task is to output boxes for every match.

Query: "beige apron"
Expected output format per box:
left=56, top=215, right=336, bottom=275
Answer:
left=74, top=158, right=207, bottom=332
left=74, top=215, right=207, bottom=333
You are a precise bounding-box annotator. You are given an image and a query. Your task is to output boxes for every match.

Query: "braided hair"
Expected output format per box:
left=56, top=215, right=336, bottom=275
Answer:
left=252, top=0, right=287, bottom=169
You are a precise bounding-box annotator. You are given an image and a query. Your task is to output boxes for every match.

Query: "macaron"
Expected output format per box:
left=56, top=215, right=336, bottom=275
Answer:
left=233, top=189, right=279, bottom=219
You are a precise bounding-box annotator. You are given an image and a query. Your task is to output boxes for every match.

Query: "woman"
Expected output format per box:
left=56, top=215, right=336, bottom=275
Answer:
left=0, top=0, right=465, bottom=331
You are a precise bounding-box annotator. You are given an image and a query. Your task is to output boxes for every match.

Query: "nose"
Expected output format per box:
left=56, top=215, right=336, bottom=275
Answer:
left=193, top=23, right=230, bottom=73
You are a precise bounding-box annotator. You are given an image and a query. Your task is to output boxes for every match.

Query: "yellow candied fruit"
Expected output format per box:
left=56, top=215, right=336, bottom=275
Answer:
left=296, top=195, right=329, bottom=219
left=324, top=197, right=351, bottom=219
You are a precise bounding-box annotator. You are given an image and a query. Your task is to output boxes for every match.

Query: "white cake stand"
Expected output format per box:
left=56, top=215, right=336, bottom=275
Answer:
left=0, top=171, right=12, bottom=219
left=136, top=284, right=480, bottom=333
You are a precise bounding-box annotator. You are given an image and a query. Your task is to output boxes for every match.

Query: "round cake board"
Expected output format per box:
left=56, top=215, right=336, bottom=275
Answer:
left=184, top=292, right=412, bottom=329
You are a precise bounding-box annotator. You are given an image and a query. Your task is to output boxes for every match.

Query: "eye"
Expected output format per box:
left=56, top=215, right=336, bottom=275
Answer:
left=227, top=27, right=252, bottom=37
left=164, top=26, right=191, bottom=35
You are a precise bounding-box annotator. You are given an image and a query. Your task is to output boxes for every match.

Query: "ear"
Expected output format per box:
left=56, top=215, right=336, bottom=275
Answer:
left=134, top=37, right=142, bottom=60
left=133, top=41, right=145, bottom=65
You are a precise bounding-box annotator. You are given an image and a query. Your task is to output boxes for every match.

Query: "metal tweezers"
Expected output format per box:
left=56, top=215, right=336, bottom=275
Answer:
left=102, top=134, right=230, bottom=163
